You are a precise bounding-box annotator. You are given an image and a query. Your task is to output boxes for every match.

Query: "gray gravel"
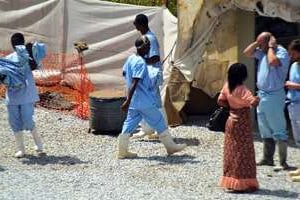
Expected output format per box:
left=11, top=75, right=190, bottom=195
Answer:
left=0, top=100, right=299, bottom=200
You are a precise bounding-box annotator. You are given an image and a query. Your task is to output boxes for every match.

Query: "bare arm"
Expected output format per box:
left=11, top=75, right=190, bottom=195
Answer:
left=145, top=55, right=160, bottom=65
left=267, top=48, right=281, bottom=67
left=286, top=81, right=300, bottom=90
left=243, top=41, right=259, bottom=58
left=267, top=36, right=281, bottom=67
left=121, top=78, right=139, bottom=112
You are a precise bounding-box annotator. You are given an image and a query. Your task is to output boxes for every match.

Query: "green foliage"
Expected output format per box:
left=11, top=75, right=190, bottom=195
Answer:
left=104, top=0, right=177, bottom=16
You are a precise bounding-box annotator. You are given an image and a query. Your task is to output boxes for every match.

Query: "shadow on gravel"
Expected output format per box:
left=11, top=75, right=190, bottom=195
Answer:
left=136, top=154, right=200, bottom=165
left=252, top=188, right=299, bottom=199
left=174, top=137, right=200, bottom=146
left=21, top=155, right=89, bottom=166
left=0, top=166, right=5, bottom=172
left=138, top=137, right=200, bottom=146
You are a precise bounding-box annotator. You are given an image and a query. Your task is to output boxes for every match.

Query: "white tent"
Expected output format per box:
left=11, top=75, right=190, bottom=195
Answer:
left=0, top=0, right=177, bottom=94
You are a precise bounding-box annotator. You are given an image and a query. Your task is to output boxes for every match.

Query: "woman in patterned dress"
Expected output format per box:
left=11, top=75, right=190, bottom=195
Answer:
left=218, top=63, right=259, bottom=192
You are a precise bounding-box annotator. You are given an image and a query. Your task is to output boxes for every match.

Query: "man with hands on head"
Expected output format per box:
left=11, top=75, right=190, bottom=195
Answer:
left=243, top=32, right=290, bottom=170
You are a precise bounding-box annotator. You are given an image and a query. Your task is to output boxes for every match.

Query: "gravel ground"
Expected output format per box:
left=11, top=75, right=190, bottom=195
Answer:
left=0, top=100, right=299, bottom=200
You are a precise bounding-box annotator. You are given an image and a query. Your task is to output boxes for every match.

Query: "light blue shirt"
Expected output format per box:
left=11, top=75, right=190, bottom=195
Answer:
left=123, top=54, right=156, bottom=109
left=5, top=46, right=39, bottom=105
left=145, top=31, right=162, bottom=107
left=145, top=31, right=161, bottom=68
left=0, top=58, right=26, bottom=89
left=287, top=62, right=300, bottom=102
left=254, top=45, right=290, bottom=92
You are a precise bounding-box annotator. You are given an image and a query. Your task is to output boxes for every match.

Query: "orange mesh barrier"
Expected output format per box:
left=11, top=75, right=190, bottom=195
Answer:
left=0, top=51, right=94, bottom=119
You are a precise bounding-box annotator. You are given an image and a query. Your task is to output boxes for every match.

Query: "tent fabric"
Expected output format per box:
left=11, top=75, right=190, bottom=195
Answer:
left=166, top=0, right=300, bottom=125
left=0, top=0, right=177, bottom=93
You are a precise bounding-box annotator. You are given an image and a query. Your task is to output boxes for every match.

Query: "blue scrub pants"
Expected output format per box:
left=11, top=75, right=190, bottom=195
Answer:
left=288, top=102, right=300, bottom=146
left=257, top=89, right=288, bottom=141
left=7, top=103, right=35, bottom=134
left=122, top=107, right=167, bottom=135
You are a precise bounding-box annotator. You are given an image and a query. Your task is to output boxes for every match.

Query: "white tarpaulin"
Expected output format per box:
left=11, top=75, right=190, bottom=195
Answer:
left=0, top=0, right=177, bottom=92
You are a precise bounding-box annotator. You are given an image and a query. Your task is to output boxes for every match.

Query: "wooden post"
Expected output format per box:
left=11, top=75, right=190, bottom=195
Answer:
left=162, top=0, right=168, bottom=8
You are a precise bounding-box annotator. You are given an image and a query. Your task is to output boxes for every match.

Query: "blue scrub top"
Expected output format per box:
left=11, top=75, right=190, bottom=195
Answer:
left=145, top=31, right=163, bottom=108
left=255, top=45, right=290, bottom=92
left=287, top=62, right=300, bottom=102
left=123, top=54, right=156, bottom=109
left=5, top=47, right=39, bottom=106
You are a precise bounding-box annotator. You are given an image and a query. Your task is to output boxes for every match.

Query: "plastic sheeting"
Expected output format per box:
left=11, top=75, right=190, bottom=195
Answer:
left=0, top=0, right=177, bottom=93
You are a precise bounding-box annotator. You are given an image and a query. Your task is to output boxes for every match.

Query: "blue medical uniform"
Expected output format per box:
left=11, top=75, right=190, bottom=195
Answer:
left=5, top=46, right=39, bottom=133
left=121, top=54, right=167, bottom=134
left=254, top=46, right=290, bottom=141
left=145, top=31, right=163, bottom=108
left=287, top=62, right=300, bottom=146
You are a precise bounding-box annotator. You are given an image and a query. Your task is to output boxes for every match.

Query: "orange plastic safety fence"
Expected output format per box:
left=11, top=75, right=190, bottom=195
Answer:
left=0, top=51, right=94, bottom=119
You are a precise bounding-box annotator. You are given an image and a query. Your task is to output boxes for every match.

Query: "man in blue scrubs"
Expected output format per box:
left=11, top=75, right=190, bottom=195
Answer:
left=243, top=32, right=290, bottom=170
left=131, top=14, right=166, bottom=140
left=4, top=33, right=44, bottom=158
left=117, top=36, right=186, bottom=159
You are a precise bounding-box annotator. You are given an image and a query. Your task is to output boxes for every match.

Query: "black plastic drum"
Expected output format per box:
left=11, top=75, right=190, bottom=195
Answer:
left=89, top=91, right=126, bottom=135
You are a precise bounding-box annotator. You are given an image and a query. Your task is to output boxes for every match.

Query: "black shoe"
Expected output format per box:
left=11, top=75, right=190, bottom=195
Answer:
left=281, top=162, right=290, bottom=170
left=257, top=159, right=275, bottom=166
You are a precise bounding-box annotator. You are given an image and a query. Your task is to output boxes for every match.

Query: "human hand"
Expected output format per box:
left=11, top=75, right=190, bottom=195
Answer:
left=121, top=100, right=130, bottom=112
left=252, top=96, right=260, bottom=107
left=256, top=32, right=271, bottom=45
left=268, top=36, right=277, bottom=48
left=285, top=81, right=296, bottom=89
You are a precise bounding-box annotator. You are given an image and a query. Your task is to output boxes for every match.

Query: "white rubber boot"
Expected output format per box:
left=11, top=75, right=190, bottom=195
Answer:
left=14, top=132, right=25, bottom=158
left=289, top=168, right=300, bottom=177
left=117, top=134, right=137, bottom=159
left=159, top=130, right=187, bottom=155
left=31, top=128, right=43, bottom=153
left=131, top=131, right=151, bottom=139
left=291, top=175, right=300, bottom=182
left=131, top=120, right=154, bottom=139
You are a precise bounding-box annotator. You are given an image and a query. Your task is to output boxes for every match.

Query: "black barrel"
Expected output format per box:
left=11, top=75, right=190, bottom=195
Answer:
left=89, top=91, right=126, bottom=135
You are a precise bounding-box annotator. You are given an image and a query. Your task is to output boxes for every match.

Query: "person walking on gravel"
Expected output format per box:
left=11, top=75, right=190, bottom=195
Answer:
left=116, top=36, right=186, bottom=159
left=1, top=33, right=45, bottom=158
left=131, top=14, right=166, bottom=140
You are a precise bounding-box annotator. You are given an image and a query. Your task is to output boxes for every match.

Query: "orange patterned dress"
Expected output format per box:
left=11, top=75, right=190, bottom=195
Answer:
left=218, top=83, right=259, bottom=192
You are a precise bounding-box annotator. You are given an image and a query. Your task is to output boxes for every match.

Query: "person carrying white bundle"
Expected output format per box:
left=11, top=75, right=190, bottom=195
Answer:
left=0, top=33, right=46, bottom=158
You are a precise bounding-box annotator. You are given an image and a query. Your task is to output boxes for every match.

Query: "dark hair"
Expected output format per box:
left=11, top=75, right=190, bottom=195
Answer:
left=135, top=36, right=150, bottom=56
left=11, top=33, right=25, bottom=48
left=134, top=14, right=148, bottom=27
left=289, top=39, right=300, bottom=52
left=227, top=63, right=248, bottom=93
left=135, top=35, right=149, bottom=48
left=25, top=42, right=38, bottom=71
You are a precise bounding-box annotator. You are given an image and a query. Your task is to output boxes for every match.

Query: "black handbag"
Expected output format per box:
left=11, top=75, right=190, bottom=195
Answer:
left=206, top=107, right=229, bottom=132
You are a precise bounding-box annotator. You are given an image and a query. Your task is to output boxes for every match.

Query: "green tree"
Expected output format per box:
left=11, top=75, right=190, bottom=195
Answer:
left=104, top=0, right=177, bottom=16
